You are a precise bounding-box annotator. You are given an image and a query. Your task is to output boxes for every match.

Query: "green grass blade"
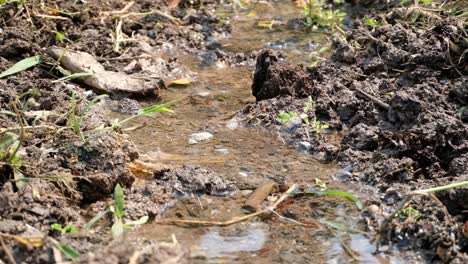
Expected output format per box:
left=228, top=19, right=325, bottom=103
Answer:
left=58, top=243, right=80, bottom=260
left=413, top=180, right=468, bottom=195
left=138, top=101, right=177, bottom=115
left=115, top=101, right=177, bottom=127
left=83, top=209, right=109, bottom=229
left=52, top=241, right=80, bottom=260
left=298, top=190, right=363, bottom=210
left=0, top=56, right=45, bottom=79
left=51, top=223, right=63, bottom=232
left=114, top=183, right=125, bottom=219
left=52, top=72, right=94, bottom=83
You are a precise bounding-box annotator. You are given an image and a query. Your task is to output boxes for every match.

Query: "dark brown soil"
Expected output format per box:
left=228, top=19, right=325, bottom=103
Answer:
left=0, top=0, right=239, bottom=263
left=240, top=5, right=468, bottom=263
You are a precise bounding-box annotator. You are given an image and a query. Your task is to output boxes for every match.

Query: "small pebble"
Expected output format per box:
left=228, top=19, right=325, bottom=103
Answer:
left=226, top=118, right=239, bottom=130
left=188, top=132, right=213, bottom=144
left=366, top=204, right=380, bottom=216
left=283, top=117, right=302, bottom=130
left=238, top=172, right=248, bottom=177
left=335, top=169, right=352, bottom=180
left=298, top=141, right=311, bottom=151
left=214, top=148, right=229, bottom=155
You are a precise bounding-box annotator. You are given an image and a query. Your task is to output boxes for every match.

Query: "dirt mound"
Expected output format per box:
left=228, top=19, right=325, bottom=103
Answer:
left=240, top=7, right=468, bottom=262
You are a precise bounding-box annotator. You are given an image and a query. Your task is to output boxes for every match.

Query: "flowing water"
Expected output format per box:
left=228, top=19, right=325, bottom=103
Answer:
left=123, top=3, right=406, bottom=263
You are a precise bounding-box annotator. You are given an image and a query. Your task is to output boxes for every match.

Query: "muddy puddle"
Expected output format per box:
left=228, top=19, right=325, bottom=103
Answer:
left=109, top=3, right=408, bottom=263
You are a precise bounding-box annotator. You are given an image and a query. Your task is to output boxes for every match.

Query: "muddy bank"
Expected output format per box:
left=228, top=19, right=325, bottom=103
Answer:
left=240, top=4, right=468, bottom=262
left=0, top=0, right=243, bottom=262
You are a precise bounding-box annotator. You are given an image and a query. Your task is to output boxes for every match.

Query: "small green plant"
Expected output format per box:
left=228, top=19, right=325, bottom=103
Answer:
left=362, top=17, right=383, bottom=28
left=84, top=184, right=149, bottom=238
left=64, top=92, right=108, bottom=142
left=301, top=0, right=346, bottom=29
left=309, top=46, right=330, bottom=67
left=276, top=96, right=329, bottom=133
left=277, top=111, right=299, bottom=124
left=311, top=119, right=329, bottom=132
left=0, top=103, right=28, bottom=190
left=51, top=223, right=79, bottom=234
left=396, top=206, right=421, bottom=221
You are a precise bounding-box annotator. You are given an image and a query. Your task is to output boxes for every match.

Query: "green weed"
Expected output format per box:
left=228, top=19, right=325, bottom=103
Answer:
left=108, top=100, right=176, bottom=129
left=309, top=46, right=330, bottom=67
left=277, top=111, right=299, bottom=124
left=84, top=183, right=149, bottom=238
left=51, top=223, right=79, bottom=234
left=396, top=206, right=421, bottom=221
left=63, top=92, right=109, bottom=142
left=276, top=96, right=329, bottom=133
left=301, top=0, right=346, bottom=29
left=362, top=17, right=383, bottom=28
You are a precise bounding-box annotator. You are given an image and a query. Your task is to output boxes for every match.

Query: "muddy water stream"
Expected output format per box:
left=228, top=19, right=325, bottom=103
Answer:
left=122, top=3, right=405, bottom=263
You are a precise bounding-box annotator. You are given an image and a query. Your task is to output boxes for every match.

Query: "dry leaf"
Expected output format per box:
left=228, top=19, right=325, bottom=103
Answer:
left=168, top=78, right=193, bottom=86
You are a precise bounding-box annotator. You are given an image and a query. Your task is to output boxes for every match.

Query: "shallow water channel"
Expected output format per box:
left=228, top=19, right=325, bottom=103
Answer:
left=123, top=3, right=406, bottom=263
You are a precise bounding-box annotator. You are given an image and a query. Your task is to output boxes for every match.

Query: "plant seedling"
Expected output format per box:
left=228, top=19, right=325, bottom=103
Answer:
left=362, top=17, right=383, bottom=28
left=84, top=184, right=149, bottom=238
left=277, top=111, right=299, bottom=124
left=396, top=206, right=421, bottom=221
left=51, top=223, right=79, bottom=234
left=301, top=0, right=346, bottom=29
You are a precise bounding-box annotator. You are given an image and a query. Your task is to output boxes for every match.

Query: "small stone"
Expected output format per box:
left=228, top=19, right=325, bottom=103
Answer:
left=298, top=141, right=311, bottom=151
left=192, top=87, right=211, bottom=97
left=283, top=117, right=303, bottom=130
left=198, top=50, right=218, bottom=65
left=226, top=118, right=239, bottom=130
left=335, top=169, right=352, bottom=180
left=214, top=148, right=229, bottom=155
left=188, top=132, right=213, bottom=144
left=112, top=98, right=141, bottom=115
left=238, top=172, right=248, bottom=177
left=366, top=204, right=380, bottom=216
left=343, top=165, right=353, bottom=172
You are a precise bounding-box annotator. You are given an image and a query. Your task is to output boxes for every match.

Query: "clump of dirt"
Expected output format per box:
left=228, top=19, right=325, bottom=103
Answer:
left=240, top=6, right=468, bottom=262
left=155, top=165, right=237, bottom=196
